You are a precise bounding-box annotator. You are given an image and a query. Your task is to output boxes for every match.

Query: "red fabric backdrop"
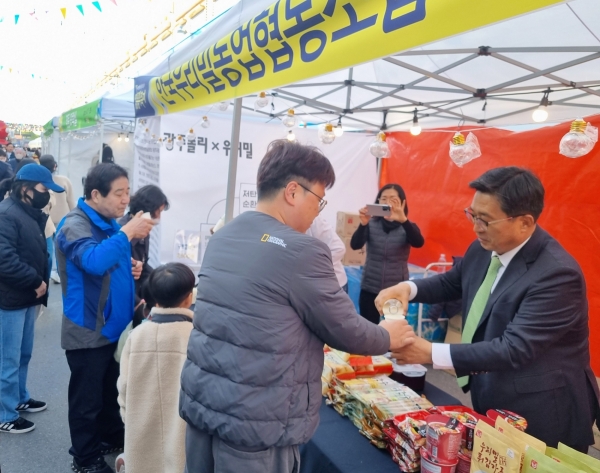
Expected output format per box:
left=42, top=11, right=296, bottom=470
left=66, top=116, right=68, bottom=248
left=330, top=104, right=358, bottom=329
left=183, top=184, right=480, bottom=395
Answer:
left=380, top=114, right=600, bottom=375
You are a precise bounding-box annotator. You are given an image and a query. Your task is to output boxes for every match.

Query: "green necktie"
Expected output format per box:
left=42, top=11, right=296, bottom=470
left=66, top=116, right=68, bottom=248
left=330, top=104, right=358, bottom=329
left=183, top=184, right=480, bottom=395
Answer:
left=457, top=255, right=502, bottom=388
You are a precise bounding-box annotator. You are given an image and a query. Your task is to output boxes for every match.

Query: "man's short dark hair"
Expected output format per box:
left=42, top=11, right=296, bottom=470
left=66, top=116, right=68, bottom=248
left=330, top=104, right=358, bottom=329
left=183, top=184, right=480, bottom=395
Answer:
left=0, top=149, right=6, bottom=158
left=129, top=185, right=169, bottom=216
left=84, top=163, right=128, bottom=200
left=257, top=140, right=336, bottom=200
left=149, top=263, right=195, bottom=308
left=469, top=167, right=545, bottom=221
left=39, top=155, right=57, bottom=173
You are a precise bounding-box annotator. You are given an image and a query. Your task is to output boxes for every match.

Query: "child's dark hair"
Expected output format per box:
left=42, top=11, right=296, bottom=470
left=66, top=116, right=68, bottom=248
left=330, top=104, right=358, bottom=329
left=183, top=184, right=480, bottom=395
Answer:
left=148, top=263, right=195, bottom=308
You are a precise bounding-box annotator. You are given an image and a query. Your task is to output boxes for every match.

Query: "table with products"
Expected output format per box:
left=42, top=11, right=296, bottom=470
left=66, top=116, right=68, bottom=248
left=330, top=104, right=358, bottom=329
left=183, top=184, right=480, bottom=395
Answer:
left=300, top=382, right=462, bottom=473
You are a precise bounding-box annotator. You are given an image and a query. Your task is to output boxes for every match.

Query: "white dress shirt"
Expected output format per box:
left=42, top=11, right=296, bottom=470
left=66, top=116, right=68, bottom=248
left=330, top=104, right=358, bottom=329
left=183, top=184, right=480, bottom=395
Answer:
left=405, top=238, right=531, bottom=369
left=306, top=215, right=348, bottom=287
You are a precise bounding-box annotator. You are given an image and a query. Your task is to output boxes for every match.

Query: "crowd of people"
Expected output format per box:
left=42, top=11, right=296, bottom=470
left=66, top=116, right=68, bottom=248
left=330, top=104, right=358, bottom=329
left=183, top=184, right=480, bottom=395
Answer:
left=0, top=139, right=599, bottom=473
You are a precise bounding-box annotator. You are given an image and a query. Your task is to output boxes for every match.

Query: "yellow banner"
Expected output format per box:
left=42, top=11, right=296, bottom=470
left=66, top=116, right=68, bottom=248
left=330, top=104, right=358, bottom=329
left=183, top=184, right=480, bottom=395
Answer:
left=135, top=0, right=562, bottom=117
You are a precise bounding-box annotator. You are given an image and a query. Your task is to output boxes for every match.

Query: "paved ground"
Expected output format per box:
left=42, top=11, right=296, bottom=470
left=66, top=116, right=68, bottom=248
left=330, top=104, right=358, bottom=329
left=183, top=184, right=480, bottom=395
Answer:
left=0, top=285, right=598, bottom=472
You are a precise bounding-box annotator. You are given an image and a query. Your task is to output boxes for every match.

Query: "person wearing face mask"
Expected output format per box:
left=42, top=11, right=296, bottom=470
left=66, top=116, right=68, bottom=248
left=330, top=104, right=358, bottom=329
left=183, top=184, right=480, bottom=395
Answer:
left=351, top=183, right=425, bottom=325
left=118, top=185, right=169, bottom=328
left=0, top=164, right=65, bottom=434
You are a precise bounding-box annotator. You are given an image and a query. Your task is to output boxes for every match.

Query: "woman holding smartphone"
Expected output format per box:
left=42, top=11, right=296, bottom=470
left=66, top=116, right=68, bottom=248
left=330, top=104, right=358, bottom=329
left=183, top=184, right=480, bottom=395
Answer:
left=350, top=183, right=424, bottom=324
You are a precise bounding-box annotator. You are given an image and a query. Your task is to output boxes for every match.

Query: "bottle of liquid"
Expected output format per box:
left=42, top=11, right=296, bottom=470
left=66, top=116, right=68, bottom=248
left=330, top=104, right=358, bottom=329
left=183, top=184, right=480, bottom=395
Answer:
left=383, top=299, right=405, bottom=320
left=438, top=253, right=447, bottom=273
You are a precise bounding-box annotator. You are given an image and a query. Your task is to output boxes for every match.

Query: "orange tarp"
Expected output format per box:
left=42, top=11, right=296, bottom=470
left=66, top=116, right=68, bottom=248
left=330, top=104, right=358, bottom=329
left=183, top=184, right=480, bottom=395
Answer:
left=381, top=115, right=600, bottom=374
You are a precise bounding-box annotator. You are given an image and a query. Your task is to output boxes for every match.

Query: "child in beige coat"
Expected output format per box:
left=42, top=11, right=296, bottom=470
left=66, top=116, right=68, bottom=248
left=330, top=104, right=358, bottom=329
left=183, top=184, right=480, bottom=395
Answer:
left=117, top=263, right=195, bottom=473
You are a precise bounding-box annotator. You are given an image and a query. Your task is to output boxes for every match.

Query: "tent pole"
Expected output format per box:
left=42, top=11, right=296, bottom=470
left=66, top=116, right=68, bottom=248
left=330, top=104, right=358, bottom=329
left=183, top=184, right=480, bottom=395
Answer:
left=99, top=121, right=105, bottom=163
left=377, top=158, right=382, bottom=185
left=225, top=97, right=243, bottom=223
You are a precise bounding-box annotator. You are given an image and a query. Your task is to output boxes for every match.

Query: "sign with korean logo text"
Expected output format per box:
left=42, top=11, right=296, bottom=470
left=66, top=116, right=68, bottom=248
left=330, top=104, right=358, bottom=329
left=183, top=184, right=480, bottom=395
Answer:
left=134, top=0, right=561, bottom=117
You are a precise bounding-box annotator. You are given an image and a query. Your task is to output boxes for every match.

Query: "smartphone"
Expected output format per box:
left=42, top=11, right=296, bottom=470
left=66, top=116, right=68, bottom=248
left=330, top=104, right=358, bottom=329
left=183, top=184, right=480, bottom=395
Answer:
left=366, top=204, right=391, bottom=217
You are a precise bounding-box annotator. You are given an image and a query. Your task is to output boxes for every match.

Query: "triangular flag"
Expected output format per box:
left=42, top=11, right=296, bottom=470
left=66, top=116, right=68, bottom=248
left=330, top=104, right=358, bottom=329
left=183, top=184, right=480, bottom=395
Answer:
left=0, top=17, right=4, bottom=23
left=92, top=1, right=102, bottom=12
left=15, top=14, right=19, bottom=24
left=109, top=0, right=118, bottom=6
left=76, top=5, right=84, bottom=15
left=60, top=8, right=67, bottom=19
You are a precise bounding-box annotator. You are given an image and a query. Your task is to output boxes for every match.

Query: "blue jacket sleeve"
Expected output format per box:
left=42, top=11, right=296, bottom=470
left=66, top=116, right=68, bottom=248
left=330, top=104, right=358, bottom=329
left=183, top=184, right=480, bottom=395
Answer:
left=58, top=229, right=131, bottom=276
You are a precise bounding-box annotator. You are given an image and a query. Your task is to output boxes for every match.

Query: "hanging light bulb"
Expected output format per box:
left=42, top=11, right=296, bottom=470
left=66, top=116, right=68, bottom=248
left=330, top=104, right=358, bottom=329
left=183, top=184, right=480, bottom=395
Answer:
left=217, top=101, right=229, bottom=112
left=449, top=132, right=482, bottom=167
left=334, top=117, right=344, bottom=137
left=559, top=118, right=598, bottom=158
left=117, top=133, right=122, bottom=142
left=318, top=123, right=336, bottom=145
left=201, top=116, right=210, bottom=129
left=287, top=130, right=296, bottom=142
left=254, top=91, right=269, bottom=109
left=410, top=109, right=421, bottom=136
left=175, top=135, right=184, bottom=148
left=186, top=128, right=196, bottom=142
left=282, top=109, right=296, bottom=128
left=124, top=133, right=130, bottom=142
left=143, top=128, right=150, bottom=139
left=369, top=131, right=390, bottom=158
left=532, top=89, right=551, bottom=123
left=165, top=138, right=173, bottom=151
left=156, top=138, right=163, bottom=147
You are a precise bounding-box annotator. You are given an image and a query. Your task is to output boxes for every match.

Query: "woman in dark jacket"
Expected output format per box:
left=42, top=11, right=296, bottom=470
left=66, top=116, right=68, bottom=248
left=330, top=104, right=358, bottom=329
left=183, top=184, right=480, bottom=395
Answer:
left=118, top=185, right=169, bottom=327
left=0, top=164, right=64, bottom=434
left=350, top=183, right=424, bottom=324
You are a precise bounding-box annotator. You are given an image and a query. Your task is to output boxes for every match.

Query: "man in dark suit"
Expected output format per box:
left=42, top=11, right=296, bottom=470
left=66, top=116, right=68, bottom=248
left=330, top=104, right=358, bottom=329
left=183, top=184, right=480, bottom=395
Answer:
left=376, top=167, right=600, bottom=451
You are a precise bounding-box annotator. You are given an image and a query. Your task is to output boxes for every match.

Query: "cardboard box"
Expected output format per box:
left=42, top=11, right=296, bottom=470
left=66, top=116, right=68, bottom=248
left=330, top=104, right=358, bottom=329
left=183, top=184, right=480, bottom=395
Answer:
left=341, top=236, right=366, bottom=266
left=336, top=212, right=361, bottom=238
left=443, top=315, right=462, bottom=376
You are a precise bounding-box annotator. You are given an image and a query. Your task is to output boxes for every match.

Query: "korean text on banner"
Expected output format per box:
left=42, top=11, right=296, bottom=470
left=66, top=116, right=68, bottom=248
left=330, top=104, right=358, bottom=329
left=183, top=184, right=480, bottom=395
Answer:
left=59, top=100, right=101, bottom=132
left=134, top=0, right=562, bottom=117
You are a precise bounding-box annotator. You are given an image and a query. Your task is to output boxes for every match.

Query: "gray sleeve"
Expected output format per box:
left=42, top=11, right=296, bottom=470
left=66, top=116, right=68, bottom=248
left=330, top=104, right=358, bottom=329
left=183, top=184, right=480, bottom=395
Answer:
left=289, top=242, right=390, bottom=355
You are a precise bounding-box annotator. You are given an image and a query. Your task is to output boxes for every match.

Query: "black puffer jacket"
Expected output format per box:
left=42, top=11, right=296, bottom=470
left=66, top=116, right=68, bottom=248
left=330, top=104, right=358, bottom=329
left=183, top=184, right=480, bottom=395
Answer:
left=351, top=218, right=424, bottom=294
left=0, top=194, right=49, bottom=310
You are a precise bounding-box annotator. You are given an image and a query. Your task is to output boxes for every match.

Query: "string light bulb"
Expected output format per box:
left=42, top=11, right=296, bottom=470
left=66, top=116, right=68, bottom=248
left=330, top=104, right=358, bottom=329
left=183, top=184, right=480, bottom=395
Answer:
left=124, top=133, right=130, bottom=142
left=175, top=135, right=184, bottom=148
left=532, top=89, right=551, bottom=123
left=318, top=123, right=336, bottom=144
left=334, top=117, right=344, bottom=137
left=187, top=128, right=196, bottom=142
left=287, top=130, right=296, bottom=142
left=117, top=133, right=122, bottom=142
left=254, top=92, right=269, bottom=109
left=201, top=116, right=210, bottom=129
left=369, top=132, right=390, bottom=158
left=410, top=109, right=421, bottom=136
left=559, top=118, right=598, bottom=158
left=217, top=102, right=229, bottom=112
left=165, top=138, right=173, bottom=151
left=282, top=109, right=296, bottom=128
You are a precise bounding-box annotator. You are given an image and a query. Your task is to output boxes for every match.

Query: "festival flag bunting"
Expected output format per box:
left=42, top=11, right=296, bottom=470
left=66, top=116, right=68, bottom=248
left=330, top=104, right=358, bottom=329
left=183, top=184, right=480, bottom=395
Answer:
left=60, top=8, right=67, bottom=19
left=76, top=5, right=84, bottom=16
left=110, top=0, right=118, bottom=6
left=15, top=14, right=19, bottom=24
left=0, top=1, right=117, bottom=27
left=92, top=1, right=101, bottom=12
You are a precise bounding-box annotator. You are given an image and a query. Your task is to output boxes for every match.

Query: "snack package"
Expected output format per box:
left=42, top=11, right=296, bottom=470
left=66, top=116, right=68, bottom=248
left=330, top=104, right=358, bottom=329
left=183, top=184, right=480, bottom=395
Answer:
left=495, top=417, right=546, bottom=453
left=486, top=409, right=527, bottom=431
left=557, top=443, right=600, bottom=471
left=547, top=447, right=595, bottom=473
left=522, top=447, right=576, bottom=473
left=470, top=420, right=522, bottom=473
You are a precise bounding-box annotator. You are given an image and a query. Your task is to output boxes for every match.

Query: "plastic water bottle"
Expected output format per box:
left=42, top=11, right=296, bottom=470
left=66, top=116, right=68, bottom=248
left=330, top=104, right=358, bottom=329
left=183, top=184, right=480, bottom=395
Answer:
left=438, top=253, right=447, bottom=273
left=383, top=299, right=405, bottom=320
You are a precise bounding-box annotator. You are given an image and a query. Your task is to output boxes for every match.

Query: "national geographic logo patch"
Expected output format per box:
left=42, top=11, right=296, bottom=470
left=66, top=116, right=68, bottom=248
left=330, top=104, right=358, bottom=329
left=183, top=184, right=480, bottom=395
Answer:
left=261, top=234, right=287, bottom=248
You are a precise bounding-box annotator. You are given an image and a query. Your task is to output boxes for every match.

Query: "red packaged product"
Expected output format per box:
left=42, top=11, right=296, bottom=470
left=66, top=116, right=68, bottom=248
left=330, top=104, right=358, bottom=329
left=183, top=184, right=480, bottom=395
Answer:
left=420, top=447, right=458, bottom=473
left=486, top=408, right=528, bottom=431
left=425, top=415, right=462, bottom=463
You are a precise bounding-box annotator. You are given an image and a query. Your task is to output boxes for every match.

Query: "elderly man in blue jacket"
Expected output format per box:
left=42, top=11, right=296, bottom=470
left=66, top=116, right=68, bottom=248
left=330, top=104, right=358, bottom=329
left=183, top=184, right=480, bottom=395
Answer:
left=56, top=164, right=155, bottom=473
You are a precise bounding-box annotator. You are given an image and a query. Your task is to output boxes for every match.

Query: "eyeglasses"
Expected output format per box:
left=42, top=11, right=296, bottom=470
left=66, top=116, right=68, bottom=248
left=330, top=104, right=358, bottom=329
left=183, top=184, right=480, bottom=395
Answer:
left=464, top=208, right=522, bottom=228
left=297, top=182, right=327, bottom=212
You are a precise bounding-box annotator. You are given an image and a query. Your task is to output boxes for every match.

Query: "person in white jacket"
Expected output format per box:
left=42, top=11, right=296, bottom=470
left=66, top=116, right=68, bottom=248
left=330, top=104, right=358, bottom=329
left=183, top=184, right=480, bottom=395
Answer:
left=116, top=262, right=195, bottom=473
left=306, top=214, right=348, bottom=291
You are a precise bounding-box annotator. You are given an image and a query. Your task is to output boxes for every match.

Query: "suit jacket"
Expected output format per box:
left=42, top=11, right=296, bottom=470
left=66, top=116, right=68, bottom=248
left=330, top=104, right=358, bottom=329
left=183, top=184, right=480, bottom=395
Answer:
left=414, top=226, right=600, bottom=447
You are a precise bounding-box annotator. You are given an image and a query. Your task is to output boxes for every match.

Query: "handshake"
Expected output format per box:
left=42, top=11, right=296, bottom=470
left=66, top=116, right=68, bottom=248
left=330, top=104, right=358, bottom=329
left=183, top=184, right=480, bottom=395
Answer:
left=374, top=282, right=433, bottom=365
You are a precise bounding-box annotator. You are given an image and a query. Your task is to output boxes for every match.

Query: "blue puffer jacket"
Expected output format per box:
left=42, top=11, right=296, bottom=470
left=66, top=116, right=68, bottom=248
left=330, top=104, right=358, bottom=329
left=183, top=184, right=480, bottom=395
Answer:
left=56, top=198, right=134, bottom=350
